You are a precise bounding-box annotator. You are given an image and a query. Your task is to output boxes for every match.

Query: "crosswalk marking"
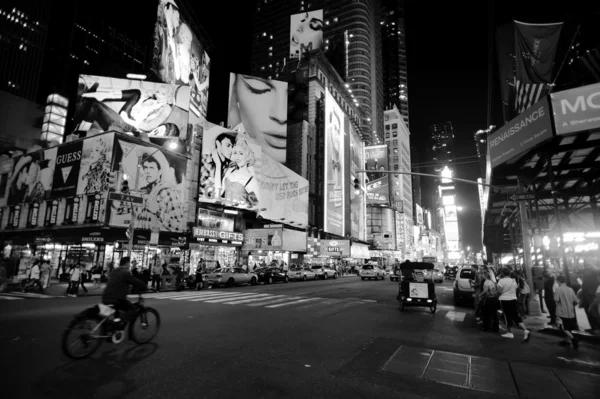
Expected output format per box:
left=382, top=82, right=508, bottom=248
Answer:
left=247, top=296, right=304, bottom=307
left=224, top=295, right=285, bottom=305
left=173, top=292, right=238, bottom=300
left=265, top=298, right=321, bottom=308
left=205, top=293, right=272, bottom=303
left=0, top=295, right=24, bottom=300
left=190, top=293, right=252, bottom=302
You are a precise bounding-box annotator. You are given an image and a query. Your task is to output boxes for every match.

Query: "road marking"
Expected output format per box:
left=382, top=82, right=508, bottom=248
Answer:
left=445, top=311, right=466, bottom=322
left=265, top=298, right=322, bottom=308
left=223, top=295, right=283, bottom=305
left=205, top=294, right=272, bottom=303
left=557, top=357, right=600, bottom=368
left=190, top=292, right=254, bottom=302
left=247, top=296, right=303, bottom=307
left=0, top=295, right=24, bottom=300
left=150, top=291, right=240, bottom=300
left=169, top=292, right=238, bottom=300
left=0, top=292, right=55, bottom=299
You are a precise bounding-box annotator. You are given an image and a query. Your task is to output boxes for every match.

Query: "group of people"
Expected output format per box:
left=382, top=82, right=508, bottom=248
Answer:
left=22, top=259, right=53, bottom=292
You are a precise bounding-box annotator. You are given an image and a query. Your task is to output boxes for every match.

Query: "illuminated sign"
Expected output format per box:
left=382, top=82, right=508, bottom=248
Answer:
left=193, top=227, right=244, bottom=242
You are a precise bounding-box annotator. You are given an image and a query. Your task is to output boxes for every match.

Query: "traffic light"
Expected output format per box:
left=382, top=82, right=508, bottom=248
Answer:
left=107, top=171, right=118, bottom=190
left=353, top=178, right=360, bottom=195
left=121, top=178, right=129, bottom=194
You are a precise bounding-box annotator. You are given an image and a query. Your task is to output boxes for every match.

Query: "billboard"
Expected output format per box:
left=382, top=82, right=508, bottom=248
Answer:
left=416, top=203, right=423, bottom=225
left=51, top=141, right=83, bottom=198
left=198, top=123, right=309, bottom=226
left=350, top=125, right=366, bottom=241
left=365, top=145, right=390, bottom=205
left=189, top=34, right=210, bottom=123
left=227, top=73, right=288, bottom=164
left=324, top=89, right=345, bottom=236
left=76, top=133, right=114, bottom=196
left=290, top=9, right=324, bottom=59
left=319, top=239, right=350, bottom=257
left=108, top=137, right=187, bottom=232
left=488, top=97, right=553, bottom=168
left=6, top=148, right=57, bottom=206
left=551, top=82, right=600, bottom=135
left=73, top=75, right=191, bottom=149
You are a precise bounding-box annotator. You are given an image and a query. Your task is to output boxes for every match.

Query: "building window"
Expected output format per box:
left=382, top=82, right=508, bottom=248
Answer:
left=393, top=156, right=399, bottom=162
left=393, top=140, right=398, bottom=146
left=394, top=164, right=399, bottom=170
left=385, top=133, right=390, bottom=139
left=392, top=123, right=398, bottom=129
left=393, top=131, right=397, bottom=137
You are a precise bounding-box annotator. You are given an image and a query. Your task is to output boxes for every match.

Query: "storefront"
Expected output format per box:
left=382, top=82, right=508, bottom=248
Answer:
left=114, top=230, right=189, bottom=272
left=318, top=239, right=350, bottom=268
left=190, top=227, right=243, bottom=272
left=349, top=243, right=370, bottom=266
left=242, top=226, right=306, bottom=269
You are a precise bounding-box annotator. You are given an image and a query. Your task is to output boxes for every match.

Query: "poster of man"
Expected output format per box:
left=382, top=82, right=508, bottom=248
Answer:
left=109, top=139, right=187, bottom=233
left=6, top=148, right=57, bottom=206
left=72, top=75, right=190, bottom=149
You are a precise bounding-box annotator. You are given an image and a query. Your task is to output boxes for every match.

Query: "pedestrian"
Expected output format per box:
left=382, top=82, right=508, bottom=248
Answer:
left=479, top=270, right=499, bottom=332
left=514, top=270, right=530, bottom=318
left=543, top=270, right=557, bottom=325
left=151, top=260, right=163, bottom=292
left=91, top=264, right=102, bottom=288
left=24, top=260, right=43, bottom=292
left=196, top=258, right=205, bottom=290
left=40, top=259, right=51, bottom=289
left=78, top=264, right=89, bottom=296
left=580, top=262, right=600, bottom=333
left=554, top=275, right=580, bottom=348
left=67, top=265, right=80, bottom=297
left=497, top=267, right=531, bottom=341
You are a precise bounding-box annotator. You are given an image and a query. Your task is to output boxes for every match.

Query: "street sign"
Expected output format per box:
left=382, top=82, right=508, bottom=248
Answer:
left=510, top=193, right=535, bottom=201
left=108, top=192, right=144, bottom=204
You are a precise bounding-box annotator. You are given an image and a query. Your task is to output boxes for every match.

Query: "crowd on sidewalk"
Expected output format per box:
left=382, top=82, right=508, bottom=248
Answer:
left=471, top=261, right=600, bottom=348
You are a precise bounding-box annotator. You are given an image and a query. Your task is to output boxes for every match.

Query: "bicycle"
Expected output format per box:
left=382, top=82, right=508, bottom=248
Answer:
left=61, top=293, right=160, bottom=359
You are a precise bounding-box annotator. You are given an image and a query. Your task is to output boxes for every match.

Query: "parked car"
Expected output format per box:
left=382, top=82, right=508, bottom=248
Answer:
left=288, top=266, right=319, bottom=281
left=255, top=267, right=289, bottom=284
left=359, top=265, right=384, bottom=280
left=453, top=266, right=475, bottom=305
left=310, top=265, right=338, bottom=279
left=204, top=267, right=258, bottom=287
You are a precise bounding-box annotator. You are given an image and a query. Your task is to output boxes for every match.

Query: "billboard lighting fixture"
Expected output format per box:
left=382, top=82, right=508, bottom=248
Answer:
left=126, top=73, right=147, bottom=80
left=223, top=209, right=238, bottom=215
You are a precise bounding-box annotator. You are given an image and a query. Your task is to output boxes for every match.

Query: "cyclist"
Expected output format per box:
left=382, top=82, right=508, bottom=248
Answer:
left=102, top=257, right=147, bottom=329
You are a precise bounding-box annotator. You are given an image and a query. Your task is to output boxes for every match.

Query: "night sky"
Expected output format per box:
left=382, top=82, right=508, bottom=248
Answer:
left=193, top=0, right=598, bottom=253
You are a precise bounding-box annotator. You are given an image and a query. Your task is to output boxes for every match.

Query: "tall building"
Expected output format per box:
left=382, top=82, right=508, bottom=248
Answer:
left=0, top=1, right=51, bottom=102
left=251, top=0, right=383, bottom=144
left=430, top=121, right=455, bottom=174
left=381, top=0, right=408, bottom=127
left=410, top=144, right=422, bottom=224
left=384, top=105, right=412, bottom=257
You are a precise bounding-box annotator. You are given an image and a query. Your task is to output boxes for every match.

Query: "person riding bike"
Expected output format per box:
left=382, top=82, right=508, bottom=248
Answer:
left=102, top=257, right=147, bottom=328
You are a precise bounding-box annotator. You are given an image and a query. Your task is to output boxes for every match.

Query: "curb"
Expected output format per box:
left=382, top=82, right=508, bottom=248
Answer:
left=536, top=327, right=600, bottom=344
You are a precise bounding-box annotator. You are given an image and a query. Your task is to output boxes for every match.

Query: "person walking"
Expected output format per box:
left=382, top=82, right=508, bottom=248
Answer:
left=479, top=270, right=499, bottom=332
left=40, top=259, right=51, bottom=289
left=78, top=264, right=89, bottom=296
left=196, top=258, right=205, bottom=290
left=554, top=275, right=580, bottom=348
left=151, top=260, right=163, bottom=292
left=543, top=270, right=557, bottom=325
left=497, top=267, right=531, bottom=341
left=67, top=265, right=80, bottom=297
left=91, top=264, right=102, bottom=288
left=581, top=263, right=600, bottom=333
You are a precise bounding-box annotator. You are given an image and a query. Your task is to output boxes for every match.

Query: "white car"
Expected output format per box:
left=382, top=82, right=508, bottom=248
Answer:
left=205, top=267, right=258, bottom=287
left=310, top=265, right=338, bottom=279
left=288, top=267, right=319, bottom=281
left=453, top=266, right=475, bottom=305
left=360, top=265, right=384, bottom=280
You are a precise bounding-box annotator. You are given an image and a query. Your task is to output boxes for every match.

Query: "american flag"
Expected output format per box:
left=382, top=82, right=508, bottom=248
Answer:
left=514, top=79, right=550, bottom=113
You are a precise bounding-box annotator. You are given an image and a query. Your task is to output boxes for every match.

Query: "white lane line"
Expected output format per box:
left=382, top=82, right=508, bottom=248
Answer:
left=190, top=292, right=255, bottom=302
left=160, top=291, right=240, bottom=300
left=169, top=292, right=237, bottom=300
left=204, top=294, right=272, bottom=303
left=247, top=296, right=303, bottom=307
left=224, top=295, right=284, bottom=305
left=0, top=295, right=24, bottom=300
left=265, top=298, right=321, bottom=308
left=445, top=311, right=466, bottom=322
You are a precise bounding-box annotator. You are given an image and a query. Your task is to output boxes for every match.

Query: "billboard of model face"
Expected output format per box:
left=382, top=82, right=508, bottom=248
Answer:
left=365, top=145, right=390, bottom=206
left=198, top=122, right=309, bottom=226
left=350, top=126, right=366, bottom=241
left=152, top=0, right=194, bottom=86
left=290, top=9, right=324, bottom=59
left=6, top=148, right=57, bottom=206
left=73, top=75, right=191, bottom=150
left=76, top=133, right=114, bottom=196
left=324, top=89, right=345, bottom=236
left=228, top=73, right=288, bottom=164
left=108, top=137, right=187, bottom=233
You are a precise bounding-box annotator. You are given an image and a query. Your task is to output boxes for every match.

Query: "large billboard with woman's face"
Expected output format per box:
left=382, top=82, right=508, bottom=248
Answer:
left=324, top=89, right=345, bottom=236
left=73, top=75, right=191, bottom=151
left=227, top=73, right=288, bottom=165
left=365, top=145, right=390, bottom=206
left=349, top=126, right=366, bottom=241
left=107, top=136, right=187, bottom=233
left=198, top=122, right=308, bottom=227
left=290, top=9, right=324, bottom=59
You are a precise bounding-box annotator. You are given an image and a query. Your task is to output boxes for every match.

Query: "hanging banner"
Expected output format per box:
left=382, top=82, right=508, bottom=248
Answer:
left=551, top=82, right=600, bottom=135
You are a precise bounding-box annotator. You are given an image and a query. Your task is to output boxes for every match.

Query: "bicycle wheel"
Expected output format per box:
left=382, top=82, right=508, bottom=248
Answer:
left=61, top=317, right=103, bottom=359
left=130, top=307, right=161, bottom=344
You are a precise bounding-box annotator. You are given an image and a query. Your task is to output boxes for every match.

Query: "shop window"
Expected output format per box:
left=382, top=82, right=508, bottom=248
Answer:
left=0, top=173, right=8, bottom=197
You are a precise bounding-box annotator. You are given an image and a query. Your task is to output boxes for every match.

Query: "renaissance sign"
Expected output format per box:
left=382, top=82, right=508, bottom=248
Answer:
left=488, top=97, right=553, bottom=168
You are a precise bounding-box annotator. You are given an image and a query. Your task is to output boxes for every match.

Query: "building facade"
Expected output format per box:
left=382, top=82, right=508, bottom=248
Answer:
left=430, top=121, right=455, bottom=174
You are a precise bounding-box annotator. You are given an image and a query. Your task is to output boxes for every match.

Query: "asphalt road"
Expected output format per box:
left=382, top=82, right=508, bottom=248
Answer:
left=1, top=275, right=599, bottom=399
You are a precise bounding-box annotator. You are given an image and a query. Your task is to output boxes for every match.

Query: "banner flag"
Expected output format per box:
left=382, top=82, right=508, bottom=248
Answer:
left=514, top=20, right=563, bottom=113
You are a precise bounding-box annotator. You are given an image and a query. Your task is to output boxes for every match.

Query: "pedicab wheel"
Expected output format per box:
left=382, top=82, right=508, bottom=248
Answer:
left=430, top=303, right=437, bottom=314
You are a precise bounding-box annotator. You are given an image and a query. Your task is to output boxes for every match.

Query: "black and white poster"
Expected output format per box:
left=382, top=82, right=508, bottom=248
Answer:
left=76, top=133, right=114, bottom=195
left=51, top=141, right=83, bottom=198
left=6, top=148, right=57, bottom=206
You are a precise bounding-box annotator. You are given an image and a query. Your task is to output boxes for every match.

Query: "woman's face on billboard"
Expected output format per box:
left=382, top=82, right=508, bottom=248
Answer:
left=291, top=13, right=323, bottom=50
left=234, top=75, right=287, bottom=163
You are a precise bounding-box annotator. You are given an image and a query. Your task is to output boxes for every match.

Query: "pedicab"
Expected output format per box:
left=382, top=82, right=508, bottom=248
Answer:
left=396, top=261, right=437, bottom=313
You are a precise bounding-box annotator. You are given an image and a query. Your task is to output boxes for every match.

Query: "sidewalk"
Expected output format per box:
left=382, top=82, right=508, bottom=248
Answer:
left=11, top=281, right=176, bottom=298
left=524, top=305, right=600, bottom=344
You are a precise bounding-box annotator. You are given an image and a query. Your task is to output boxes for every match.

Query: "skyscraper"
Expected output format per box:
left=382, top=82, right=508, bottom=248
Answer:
left=381, top=0, right=408, bottom=127
left=251, top=0, right=383, bottom=144
left=430, top=121, right=455, bottom=174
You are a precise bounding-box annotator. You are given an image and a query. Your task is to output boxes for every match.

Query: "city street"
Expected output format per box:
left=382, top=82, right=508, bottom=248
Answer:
left=1, top=276, right=599, bottom=399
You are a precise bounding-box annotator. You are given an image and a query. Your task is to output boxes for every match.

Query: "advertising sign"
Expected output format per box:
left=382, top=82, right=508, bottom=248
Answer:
left=444, top=205, right=457, bottom=221
left=198, top=123, right=309, bottom=226
left=193, top=227, right=243, bottom=242
left=197, top=207, right=234, bottom=232
left=73, top=75, right=191, bottom=150
left=324, top=90, right=345, bottom=236
left=282, top=229, right=307, bottom=252
left=488, top=97, right=553, bottom=168
left=365, top=145, right=390, bottom=205
left=242, top=228, right=284, bottom=251
left=228, top=73, right=288, bottom=164
left=416, top=204, right=423, bottom=225
left=76, top=133, right=114, bottom=195
left=319, top=239, right=350, bottom=257
left=349, top=125, right=366, bottom=241
left=351, top=244, right=370, bottom=259
left=551, top=82, right=600, bottom=135
left=289, top=9, right=324, bottom=59
left=51, top=141, right=82, bottom=198
left=189, top=34, right=210, bottom=123
left=108, top=137, right=187, bottom=233
left=6, top=148, right=57, bottom=206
